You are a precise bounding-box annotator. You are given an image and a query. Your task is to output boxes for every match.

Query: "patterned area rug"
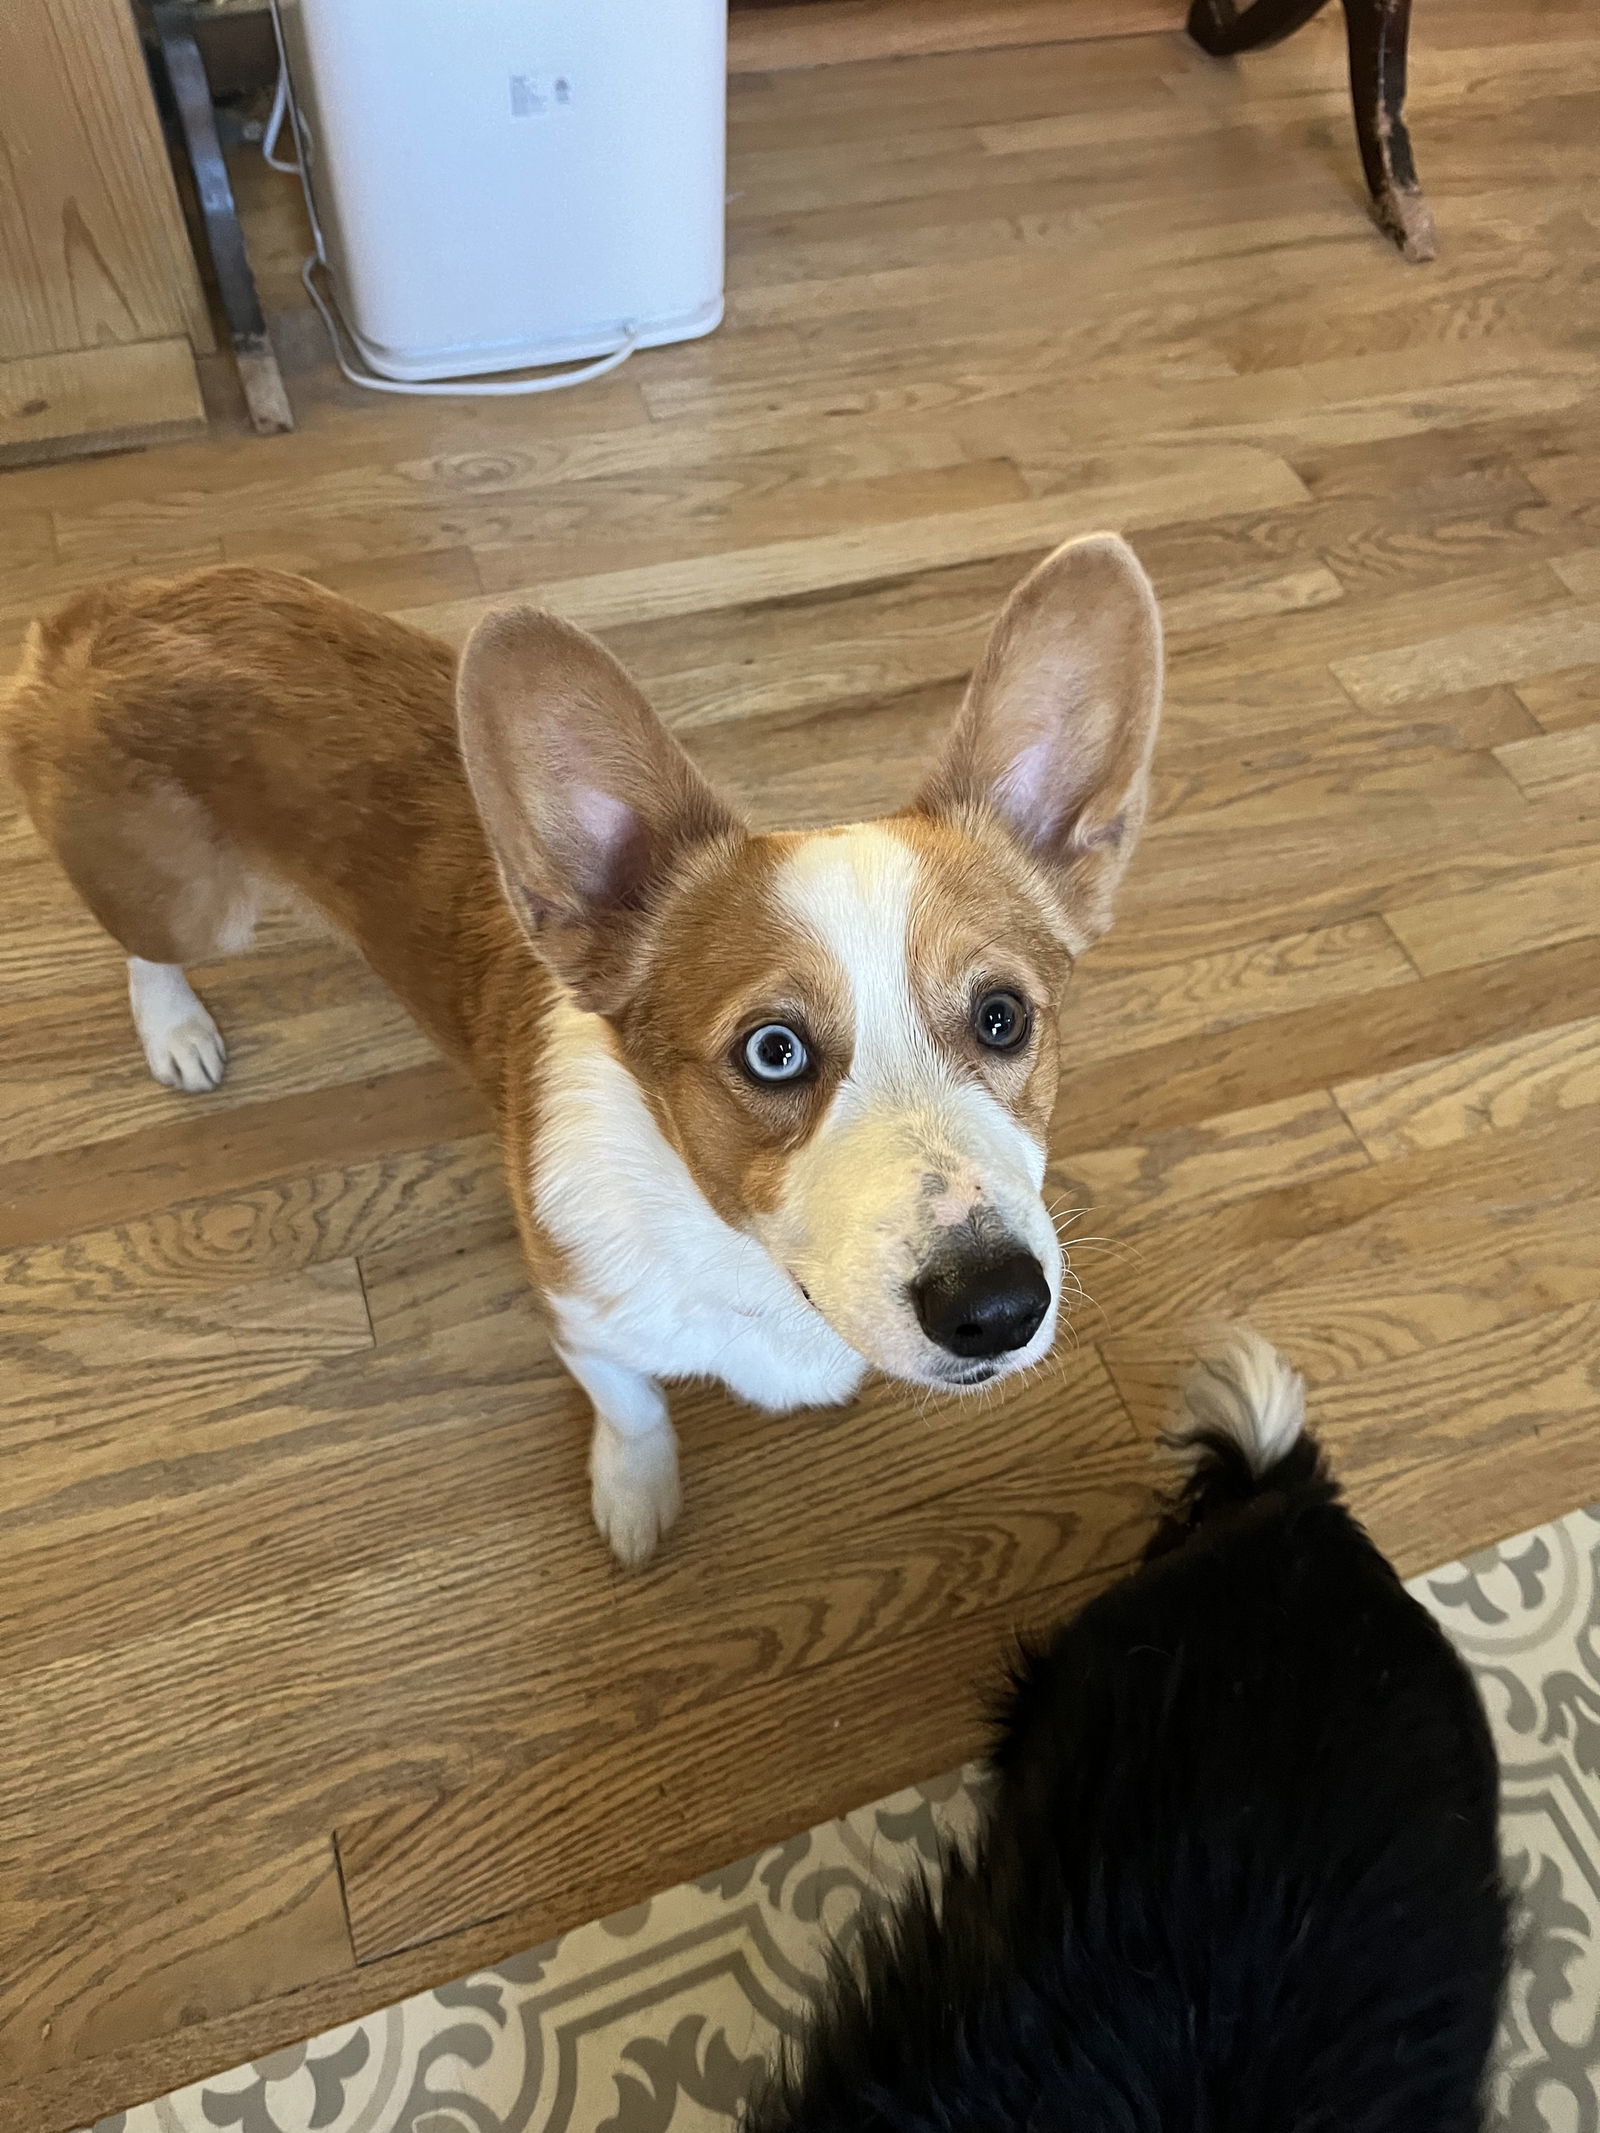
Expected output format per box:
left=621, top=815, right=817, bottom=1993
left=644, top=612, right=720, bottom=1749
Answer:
left=88, top=1505, right=1600, bottom=2133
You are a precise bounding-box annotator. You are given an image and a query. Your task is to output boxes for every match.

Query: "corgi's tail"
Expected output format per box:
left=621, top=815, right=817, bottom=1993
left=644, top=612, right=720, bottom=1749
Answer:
left=1145, top=1331, right=1333, bottom=1562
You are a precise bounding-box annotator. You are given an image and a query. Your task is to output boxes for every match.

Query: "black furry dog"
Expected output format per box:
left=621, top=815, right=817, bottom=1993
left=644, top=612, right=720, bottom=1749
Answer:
left=747, top=1335, right=1509, bottom=2133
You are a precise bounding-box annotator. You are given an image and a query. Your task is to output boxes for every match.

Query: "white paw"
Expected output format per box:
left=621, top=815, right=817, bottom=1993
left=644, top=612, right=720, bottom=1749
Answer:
left=591, top=1421, right=681, bottom=1570
left=143, top=1011, right=228, bottom=1093
left=129, top=960, right=229, bottom=1093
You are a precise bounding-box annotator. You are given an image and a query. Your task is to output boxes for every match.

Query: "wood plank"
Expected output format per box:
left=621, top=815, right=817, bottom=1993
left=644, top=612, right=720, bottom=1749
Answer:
left=727, top=0, right=1187, bottom=74
left=0, top=1839, right=352, bottom=2075
left=1494, top=718, right=1600, bottom=799
left=0, top=1064, right=490, bottom=1254
left=1061, top=920, right=1417, bottom=1069
left=1097, top=1194, right=1600, bottom=1413
left=1334, top=1016, right=1600, bottom=1162
left=1493, top=716, right=1600, bottom=802
left=0, top=1312, right=566, bottom=1617
left=1051, top=1088, right=1371, bottom=1234
left=1358, top=1412, right=1600, bottom=1587
left=1554, top=550, right=1600, bottom=600
left=1287, top=1300, right=1600, bottom=1481
left=2, top=1256, right=372, bottom=1368
left=1516, top=664, right=1600, bottom=732
left=1526, top=454, right=1600, bottom=512
left=1055, top=933, right=1600, bottom=1152
left=1106, top=1285, right=1600, bottom=1462
left=464, top=454, right=1032, bottom=600
left=1, top=978, right=439, bottom=1166
left=359, top=1217, right=524, bottom=1347
left=611, top=550, right=1344, bottom=738
left=1156, top=558, right=1578, bottom=731
left=1333, top=600, right=1600, bottom=710
left=1385, top=853, right=1600, bottom=975
left=1108, top=773, right=1587, bottom=978
left=0, top=341, right=206, bottom=470
left=0, top=1337, right=1125, bottom=1685
left=43, top=425, right=992, bottom=569
left=642, top=331, right=1596, bottom=455
left=1071, top=1105, right=1600, bottom=1364
left=0, top=1144, right=501, bottom=1346
left=394, top=449, right=1311, bottom=644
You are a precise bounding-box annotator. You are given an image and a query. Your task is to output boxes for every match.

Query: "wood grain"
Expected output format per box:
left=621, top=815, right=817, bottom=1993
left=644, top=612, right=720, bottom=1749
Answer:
left=1333, top=601, right=1600, bottom=710
left=1061, top=920, right=1416, bottom=1066
left=1335, top=1015, right=1600, bottom=1161
left=0, top=1062, right=490, bottom=1254
left=0, top=342, right=206, bottom=469
left=6, top=1, right=1600, bottom=2121
left=1055, top=933, right=1600, bottom=1152
left=1495, top=719, right=1600, bottom=798
left=0, top=0, right=209, bottom=361
left=1553, top=550, right=1600, bottom=601
left=727, top=0, right=1187, bottom=73
left=1516, top=664, right=1600, bottom=732
left=2, top=1838, right=352, bottom=2075
left=1067, top=1103, right=1600, bottom=1345
left=1386, top=854, right=1600, bottom=975
left=395, top=449, right=1310, bottom=645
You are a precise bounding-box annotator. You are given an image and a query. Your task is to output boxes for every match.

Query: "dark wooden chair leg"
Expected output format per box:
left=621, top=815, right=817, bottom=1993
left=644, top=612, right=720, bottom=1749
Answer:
left=1340, top=0, right=1436, bottom=263
left=1186, top=0, right=1332, bottom=56
left=1186, top=0, right=1435, bottom=263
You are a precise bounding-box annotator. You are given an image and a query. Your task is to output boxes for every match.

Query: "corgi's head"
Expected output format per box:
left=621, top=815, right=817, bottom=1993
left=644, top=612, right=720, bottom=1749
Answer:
left=457, top=534, right=1161, bottom=1390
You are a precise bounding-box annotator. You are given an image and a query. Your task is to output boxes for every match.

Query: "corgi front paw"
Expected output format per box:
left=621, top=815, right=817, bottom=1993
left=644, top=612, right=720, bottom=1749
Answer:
left=144, top=1012, right=228, bottom=1093
left=591, top=1419, right=681, bottom=1569
left=128, top=958, right=228, bottom=1093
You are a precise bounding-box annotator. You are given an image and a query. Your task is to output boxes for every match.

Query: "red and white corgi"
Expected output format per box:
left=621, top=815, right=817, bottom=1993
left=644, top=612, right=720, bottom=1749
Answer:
left=3, top=534, right=1161, bottom=1564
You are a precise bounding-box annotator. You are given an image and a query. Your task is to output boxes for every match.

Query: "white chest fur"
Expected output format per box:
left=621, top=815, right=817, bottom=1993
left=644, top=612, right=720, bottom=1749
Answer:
left=531, top=992, right=868, bottom=1413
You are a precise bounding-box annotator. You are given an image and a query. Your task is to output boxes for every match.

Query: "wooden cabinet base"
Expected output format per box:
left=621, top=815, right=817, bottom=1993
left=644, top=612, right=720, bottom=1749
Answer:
left=0, top=340, right=207, bottom=469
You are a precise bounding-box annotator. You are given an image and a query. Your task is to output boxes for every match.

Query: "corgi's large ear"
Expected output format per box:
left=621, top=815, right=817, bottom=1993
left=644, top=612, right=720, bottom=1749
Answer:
left=917, top=533, right=1162, bottom=952
left=457, top=607, right=744, bottom=1012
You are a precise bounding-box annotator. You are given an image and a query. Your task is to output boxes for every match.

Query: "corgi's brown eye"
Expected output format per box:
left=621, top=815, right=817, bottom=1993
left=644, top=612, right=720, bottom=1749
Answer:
left=973, top=990, right=1030, bottom=1051
left=742, top=1023, right=810, bottom=1083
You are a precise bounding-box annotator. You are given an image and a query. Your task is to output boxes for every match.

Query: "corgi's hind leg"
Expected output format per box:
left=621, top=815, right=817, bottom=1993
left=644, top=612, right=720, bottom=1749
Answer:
left=48, top=782, right=259, bottom=1095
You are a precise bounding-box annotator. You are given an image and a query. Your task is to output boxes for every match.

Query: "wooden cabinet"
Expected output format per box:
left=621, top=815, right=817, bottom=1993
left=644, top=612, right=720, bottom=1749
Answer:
left=0, top=0, right=215, bottom=465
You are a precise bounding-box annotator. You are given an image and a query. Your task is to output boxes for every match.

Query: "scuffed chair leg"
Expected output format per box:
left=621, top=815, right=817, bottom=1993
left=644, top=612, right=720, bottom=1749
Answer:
left=1341, top=0, right=1436, bottom=262
left=1186, top=0, right=1331, bottom=55
left=1186, top=0, right=1435, bottom=263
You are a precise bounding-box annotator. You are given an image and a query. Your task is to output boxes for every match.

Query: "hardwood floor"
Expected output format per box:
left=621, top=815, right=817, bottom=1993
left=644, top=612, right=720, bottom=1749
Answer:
left=4, top=4, right=1600, bottom=2123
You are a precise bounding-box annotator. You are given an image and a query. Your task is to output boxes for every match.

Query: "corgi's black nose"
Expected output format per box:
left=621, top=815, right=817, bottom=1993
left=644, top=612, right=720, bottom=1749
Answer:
left=911, top=1248, right=1051, bottom=1359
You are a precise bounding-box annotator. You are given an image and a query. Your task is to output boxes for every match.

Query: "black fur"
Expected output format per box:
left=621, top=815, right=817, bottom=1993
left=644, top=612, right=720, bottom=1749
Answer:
left=745, top=1424, right=1508, bottom=2133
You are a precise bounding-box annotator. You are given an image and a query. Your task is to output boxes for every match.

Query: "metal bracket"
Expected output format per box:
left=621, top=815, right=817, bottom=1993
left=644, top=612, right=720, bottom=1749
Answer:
left=148, top=1, right=295, bottom=431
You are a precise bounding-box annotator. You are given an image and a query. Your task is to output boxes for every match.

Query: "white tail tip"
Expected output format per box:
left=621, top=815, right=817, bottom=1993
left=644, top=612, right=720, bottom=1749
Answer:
left=1177, top=1330, right=1305, bottom=1477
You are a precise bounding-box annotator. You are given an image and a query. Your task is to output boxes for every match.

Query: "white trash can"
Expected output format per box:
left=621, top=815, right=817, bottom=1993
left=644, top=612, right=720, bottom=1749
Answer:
left=271, top=0, right=725, bottom=384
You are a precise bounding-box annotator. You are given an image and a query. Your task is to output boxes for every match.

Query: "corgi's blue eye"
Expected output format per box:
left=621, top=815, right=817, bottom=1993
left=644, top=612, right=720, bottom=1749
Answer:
left=973, top=990, right=1031, bottom=1051
left=743, top=1023, right=810, bottom=1083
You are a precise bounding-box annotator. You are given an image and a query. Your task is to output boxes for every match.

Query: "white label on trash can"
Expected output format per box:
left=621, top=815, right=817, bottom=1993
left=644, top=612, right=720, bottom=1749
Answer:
left=509, top=73, right=574, bottom=118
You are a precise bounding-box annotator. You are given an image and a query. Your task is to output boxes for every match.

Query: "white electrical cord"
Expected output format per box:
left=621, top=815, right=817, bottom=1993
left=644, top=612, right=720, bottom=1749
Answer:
left=261, top=68, right=298, bottom=171
left=261, top=10, right=640, bottom=398
left=299, top=253, right=641, bottom=396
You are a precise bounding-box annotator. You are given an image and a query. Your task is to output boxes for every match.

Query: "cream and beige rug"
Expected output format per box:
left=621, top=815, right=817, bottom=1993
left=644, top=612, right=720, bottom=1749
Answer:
left=87, top=1505, right=1600, bottom=2133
